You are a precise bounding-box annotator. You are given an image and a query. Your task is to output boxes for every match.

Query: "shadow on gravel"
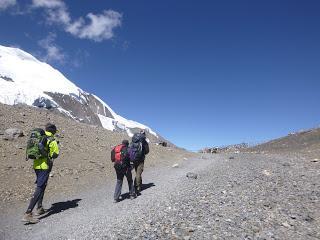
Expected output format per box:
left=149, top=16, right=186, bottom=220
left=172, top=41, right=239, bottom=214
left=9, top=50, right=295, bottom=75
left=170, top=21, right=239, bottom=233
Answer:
left=39, top=199, right=82, bottom=220
left=141, top=182, right=155, bottom=192
left=119, top=183, right=156, bottom=200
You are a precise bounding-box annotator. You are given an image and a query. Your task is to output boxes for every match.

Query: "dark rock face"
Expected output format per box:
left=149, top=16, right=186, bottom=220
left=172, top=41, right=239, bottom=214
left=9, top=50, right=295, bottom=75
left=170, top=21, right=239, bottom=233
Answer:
left=45, top=92, right=115, bottom=126
left=156, top=141, right=168, bottom=147
left=0, top=75, right=14, bottom=82
left=33, top=97, right=57, bottom=109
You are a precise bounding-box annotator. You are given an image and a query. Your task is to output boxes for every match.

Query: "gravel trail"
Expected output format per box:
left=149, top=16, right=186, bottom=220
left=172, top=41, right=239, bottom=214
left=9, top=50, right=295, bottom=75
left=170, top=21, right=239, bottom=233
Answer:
left=1, top=153, right=319, bottom=240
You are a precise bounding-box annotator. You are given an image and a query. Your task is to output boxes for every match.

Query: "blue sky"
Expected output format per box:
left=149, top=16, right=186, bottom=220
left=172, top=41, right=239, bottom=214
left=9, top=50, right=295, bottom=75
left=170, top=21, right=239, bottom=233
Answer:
left=1, top=0, right=319, bottom=151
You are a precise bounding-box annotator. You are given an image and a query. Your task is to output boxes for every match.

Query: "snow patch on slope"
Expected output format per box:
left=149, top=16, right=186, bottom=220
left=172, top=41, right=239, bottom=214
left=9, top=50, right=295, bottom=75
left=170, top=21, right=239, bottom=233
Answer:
left=94, top=94, right=157, bottom=137
left=0, top=45, right=158, bottom=138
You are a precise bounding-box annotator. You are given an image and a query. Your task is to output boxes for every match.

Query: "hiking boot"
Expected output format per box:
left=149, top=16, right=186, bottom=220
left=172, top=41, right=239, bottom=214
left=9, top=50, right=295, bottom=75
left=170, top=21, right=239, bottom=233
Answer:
left=130, top=195, right=136, bottom=200
left=34, top=207, right=47, bottom=216
left=22, top=213, right=39, bottom=224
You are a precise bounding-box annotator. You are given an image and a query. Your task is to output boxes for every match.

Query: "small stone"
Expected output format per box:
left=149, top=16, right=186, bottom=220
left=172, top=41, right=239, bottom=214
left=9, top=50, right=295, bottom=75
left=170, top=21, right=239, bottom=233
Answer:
left=172, top=164, right=179, bottom=168
left=262, top=170, right=271, bottom=176
left=282, top=162, right=291, bottom=167
left=282, top=222, right=291, bottom=228
left=49, top=173, right=54, bottom=177
left=229, top=156, right=235, bottom=159
left=186, top=172, right=198, bottom=179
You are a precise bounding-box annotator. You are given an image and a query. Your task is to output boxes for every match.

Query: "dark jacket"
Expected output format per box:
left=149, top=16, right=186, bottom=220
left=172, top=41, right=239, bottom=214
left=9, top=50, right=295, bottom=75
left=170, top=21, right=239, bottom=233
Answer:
left=132, top=133, right=149, bottom=162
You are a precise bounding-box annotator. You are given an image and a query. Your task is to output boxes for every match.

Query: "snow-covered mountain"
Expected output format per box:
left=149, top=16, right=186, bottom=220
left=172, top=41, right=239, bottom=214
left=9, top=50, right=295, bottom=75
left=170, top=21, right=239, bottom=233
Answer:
left=0, top=45, right=157, bottom=138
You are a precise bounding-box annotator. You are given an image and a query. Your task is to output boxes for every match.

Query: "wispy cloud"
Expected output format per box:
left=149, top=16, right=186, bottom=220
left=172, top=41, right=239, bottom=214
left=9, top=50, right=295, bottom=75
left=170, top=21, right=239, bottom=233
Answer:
left=38, top=33, right=66, bottom=64
left=0, top=0, right=16, bottom=10
left=31, top=0, right=122, bottom=42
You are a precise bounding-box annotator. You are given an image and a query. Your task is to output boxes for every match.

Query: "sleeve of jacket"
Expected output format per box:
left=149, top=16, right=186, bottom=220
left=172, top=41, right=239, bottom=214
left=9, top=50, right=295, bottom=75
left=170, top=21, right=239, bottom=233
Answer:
left=123, top=146, right=131, bottom=165
left=143, top=141, right=149, bottom=155
left=49, top=140, right=59, bottom=159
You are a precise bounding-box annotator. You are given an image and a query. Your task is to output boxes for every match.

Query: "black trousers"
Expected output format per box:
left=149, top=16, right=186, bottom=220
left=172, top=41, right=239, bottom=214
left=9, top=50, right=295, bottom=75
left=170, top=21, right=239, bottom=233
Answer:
left=26, top=169, right=49, bottom=213
left=114, top=166, right=135, bottom=200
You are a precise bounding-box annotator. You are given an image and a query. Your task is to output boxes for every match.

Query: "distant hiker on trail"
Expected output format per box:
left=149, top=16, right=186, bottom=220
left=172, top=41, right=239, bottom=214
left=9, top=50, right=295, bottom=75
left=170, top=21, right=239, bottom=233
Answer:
left=111, top=140, right=136, bottom=203
left=129, top=130, right=149, bottom=194
left=22, top=123, right=59, bottom=224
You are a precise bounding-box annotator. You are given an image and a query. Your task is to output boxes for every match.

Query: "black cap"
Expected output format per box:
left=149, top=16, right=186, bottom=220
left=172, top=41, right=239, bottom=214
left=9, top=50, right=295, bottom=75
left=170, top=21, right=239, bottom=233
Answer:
left=45, top=123, right=57, bottom=134
left=122, top=139, right=129, bottom=146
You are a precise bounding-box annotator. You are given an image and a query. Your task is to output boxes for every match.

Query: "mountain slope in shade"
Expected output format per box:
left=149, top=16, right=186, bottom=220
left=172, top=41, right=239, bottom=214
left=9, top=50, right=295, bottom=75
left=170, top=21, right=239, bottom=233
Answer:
left=0, top=45, right=157, bottom=138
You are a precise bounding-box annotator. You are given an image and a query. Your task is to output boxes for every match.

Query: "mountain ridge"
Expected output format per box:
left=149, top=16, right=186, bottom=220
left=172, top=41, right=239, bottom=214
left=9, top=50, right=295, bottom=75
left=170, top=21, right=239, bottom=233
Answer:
left=0, top=45, right=157, bottom=139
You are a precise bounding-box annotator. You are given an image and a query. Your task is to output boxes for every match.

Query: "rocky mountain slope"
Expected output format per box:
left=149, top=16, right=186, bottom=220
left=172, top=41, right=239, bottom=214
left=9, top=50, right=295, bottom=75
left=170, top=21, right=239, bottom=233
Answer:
left=247, top=128, right=320, bottom=159
left=0, top=45, right=159, bottom=139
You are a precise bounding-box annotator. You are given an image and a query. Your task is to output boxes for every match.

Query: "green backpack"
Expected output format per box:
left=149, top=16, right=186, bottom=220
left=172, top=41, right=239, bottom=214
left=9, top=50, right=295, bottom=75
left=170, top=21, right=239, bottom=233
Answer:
left=26, top=128, right=48, bottom=160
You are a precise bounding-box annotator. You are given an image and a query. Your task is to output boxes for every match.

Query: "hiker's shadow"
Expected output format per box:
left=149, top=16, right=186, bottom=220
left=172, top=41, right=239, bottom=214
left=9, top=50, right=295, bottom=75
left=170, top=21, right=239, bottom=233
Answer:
left=141, top=182, right=155, bottom=192
left=39, top=198, right=81, bottom=220
left=120, top=183, right=156, bottom=200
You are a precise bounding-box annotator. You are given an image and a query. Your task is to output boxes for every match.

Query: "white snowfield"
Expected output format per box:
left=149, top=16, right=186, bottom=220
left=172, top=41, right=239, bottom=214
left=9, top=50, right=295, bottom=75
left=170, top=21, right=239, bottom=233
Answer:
left=0, top=45, right=157, bottom=137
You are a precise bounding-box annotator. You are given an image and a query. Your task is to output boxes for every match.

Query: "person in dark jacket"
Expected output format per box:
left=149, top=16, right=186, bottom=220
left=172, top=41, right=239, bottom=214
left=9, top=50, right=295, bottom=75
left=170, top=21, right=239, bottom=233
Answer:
left=112, top=140, right=136, bottom=202
left=132, top=130, right=149, bottom=193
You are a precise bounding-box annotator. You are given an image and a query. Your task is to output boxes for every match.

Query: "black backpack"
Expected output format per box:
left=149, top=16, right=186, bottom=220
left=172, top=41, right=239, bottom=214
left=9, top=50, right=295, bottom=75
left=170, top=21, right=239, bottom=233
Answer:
left=128, top=133, right=145, bottom=162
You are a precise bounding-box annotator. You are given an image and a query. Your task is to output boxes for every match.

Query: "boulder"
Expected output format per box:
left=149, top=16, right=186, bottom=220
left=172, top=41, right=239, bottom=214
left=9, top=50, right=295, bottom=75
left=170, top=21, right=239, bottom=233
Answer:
left=3, top=128, right=24, bottom=140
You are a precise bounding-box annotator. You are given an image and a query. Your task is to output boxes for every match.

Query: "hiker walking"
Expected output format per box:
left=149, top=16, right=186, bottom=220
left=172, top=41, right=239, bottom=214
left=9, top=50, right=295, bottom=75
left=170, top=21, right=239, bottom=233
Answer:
left=129, top=130, right=149, bottom=194
left=111, top=140, right=136, bottom=202
left=22, top=123, right=59, bottom=224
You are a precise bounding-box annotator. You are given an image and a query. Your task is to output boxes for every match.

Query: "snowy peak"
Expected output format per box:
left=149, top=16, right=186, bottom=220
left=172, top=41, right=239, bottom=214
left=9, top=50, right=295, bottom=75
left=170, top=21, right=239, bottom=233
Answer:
left=0, top=45, right=157, bottom=137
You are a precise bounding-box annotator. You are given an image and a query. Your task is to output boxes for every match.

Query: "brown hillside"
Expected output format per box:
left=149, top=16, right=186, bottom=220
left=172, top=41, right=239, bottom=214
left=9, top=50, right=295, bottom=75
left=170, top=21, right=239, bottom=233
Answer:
left=248, top=128, right=320, bottom=158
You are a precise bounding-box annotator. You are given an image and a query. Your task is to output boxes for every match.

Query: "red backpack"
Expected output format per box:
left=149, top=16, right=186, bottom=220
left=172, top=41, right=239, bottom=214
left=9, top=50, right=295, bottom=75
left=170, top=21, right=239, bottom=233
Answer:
left=111, top=144, right=127, bottom=167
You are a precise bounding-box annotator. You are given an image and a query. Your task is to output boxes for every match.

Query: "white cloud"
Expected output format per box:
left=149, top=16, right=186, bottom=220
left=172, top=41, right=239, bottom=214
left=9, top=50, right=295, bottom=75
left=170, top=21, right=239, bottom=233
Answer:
left=0, top=0, right=16, bottom=10
left=32, top=0, right=65, bottom=9
left=38, top=33, right=66, bottom=64
left=67, top=10, right=122, bottom=42
left=31, top=0, right=122, bottom=42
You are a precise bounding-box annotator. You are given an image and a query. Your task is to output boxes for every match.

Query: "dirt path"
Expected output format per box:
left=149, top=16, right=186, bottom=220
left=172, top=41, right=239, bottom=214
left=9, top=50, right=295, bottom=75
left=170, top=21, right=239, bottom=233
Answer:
left=1, top=153, right=319, bottom=240
left=0, top=154, right=213, bottom=240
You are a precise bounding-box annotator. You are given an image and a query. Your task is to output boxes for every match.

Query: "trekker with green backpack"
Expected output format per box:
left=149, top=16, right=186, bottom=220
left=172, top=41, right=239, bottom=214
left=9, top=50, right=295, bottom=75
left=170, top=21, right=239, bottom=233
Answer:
left=22, top=123, right=60, bottom=224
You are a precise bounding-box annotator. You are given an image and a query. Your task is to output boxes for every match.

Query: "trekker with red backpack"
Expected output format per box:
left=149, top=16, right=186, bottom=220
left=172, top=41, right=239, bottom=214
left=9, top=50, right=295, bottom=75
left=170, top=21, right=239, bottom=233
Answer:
left=111, top=140, right=136, bottom=202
